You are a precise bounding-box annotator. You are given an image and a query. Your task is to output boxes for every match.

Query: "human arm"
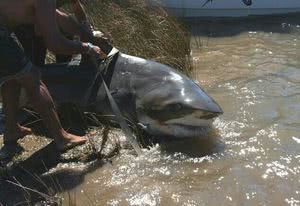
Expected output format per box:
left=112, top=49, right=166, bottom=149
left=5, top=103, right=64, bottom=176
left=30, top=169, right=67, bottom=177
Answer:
left=34, top=0, right=99, bottom=55
left=67, top=0, right=113, bottom=53
left=56, top=9, right=112, bottom=54
left=55, top=9, right=93, bottom=42
left=69, top=0, right=88, bottom=24
left=70, top=0, right=94, bottom=41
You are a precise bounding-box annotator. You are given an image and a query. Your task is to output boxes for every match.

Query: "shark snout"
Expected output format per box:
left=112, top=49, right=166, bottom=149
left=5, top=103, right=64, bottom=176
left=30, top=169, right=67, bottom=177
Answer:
left=193, top=104, right=223, bottom=120
left=203, top=100, right=223, bottom=116
left=194, top=94, right=223, bottom=119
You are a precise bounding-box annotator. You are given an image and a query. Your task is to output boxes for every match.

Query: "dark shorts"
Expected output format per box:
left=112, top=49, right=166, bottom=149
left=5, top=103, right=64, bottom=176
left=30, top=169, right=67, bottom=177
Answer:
left=0, top=25, right=32, bottom=85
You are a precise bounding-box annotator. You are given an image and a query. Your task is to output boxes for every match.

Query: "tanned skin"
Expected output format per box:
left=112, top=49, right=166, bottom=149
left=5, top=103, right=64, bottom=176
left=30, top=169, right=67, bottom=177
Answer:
left=0, top=0, right=103, bottom=151
left=56, top=0, right=111, bottom=54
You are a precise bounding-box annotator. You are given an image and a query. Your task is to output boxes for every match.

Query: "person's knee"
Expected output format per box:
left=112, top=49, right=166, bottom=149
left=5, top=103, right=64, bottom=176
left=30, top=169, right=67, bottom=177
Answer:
left=25, top=70, right=55, bottom=108
left=37, top=84, right=56, bottom=109
left=24, top=80, right=55, bottom=111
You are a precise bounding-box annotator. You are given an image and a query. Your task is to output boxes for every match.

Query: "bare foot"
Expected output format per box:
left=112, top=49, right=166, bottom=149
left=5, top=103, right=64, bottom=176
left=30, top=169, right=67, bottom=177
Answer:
left=4, top=124, right=33, bottom=144
left=17, top=125, right=32, bottom=137
left=55, top=133, right=88, bottom=152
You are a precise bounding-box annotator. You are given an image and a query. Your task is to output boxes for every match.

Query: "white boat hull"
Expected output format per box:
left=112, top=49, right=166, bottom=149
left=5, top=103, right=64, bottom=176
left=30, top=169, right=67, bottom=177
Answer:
left=149, top=0, right=300, bottom=17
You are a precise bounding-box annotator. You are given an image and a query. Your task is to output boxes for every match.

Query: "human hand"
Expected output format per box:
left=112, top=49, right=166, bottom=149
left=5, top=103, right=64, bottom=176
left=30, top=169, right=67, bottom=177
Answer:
left=85, top=43, right=107, bottom=59
left=91, top=30, right=113, bottom=55
left=92, top=31, right=112, bottom=44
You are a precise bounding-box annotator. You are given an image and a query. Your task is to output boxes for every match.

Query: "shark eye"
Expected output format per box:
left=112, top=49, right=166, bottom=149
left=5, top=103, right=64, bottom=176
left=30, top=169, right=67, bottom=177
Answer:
left=150, top=105, right=161, bottom=111
left=150, top=106, right=157, bottom=111
left=171, top=103, right=183, bottom=111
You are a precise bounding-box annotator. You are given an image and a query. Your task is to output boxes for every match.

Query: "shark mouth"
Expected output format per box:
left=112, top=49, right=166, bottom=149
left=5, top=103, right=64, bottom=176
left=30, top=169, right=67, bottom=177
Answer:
left=143, top=121, right=212, bottom=139
left=139, top=112, right=218, bottom=139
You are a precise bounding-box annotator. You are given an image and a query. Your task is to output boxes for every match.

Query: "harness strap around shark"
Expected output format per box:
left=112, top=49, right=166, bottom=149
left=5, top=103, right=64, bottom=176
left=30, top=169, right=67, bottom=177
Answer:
left=84, top=48, right=143, bottom=155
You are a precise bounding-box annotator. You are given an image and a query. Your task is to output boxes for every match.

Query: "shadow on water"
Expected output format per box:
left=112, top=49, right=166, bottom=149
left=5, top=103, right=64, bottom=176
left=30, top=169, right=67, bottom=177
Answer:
left=0, top=141, right=108, bottom=205
left=0, top=126, right=224, bottom=205
left=160, top=128, right=225, bottom=157
left=181, top=13, right=300, bottom=37
left=0, top=120, right=121, bottom=205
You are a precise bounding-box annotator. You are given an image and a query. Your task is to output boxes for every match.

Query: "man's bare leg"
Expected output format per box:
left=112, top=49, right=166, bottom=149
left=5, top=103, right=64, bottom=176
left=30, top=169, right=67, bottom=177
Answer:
left=1, top=80, right=32, bottom=144
left=17, top=66, right=87, bottom=151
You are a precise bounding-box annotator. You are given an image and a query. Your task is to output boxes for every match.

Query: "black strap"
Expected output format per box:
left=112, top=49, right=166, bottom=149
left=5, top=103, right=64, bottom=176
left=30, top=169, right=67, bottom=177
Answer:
left=86, top=52, right=119, bottom=108
left=242, top=0, right=252, bottom=6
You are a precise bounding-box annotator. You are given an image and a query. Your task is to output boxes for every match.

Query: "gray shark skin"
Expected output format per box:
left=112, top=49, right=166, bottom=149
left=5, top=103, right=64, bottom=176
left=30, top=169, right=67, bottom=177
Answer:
left=19, top=51, right=223, bottom=139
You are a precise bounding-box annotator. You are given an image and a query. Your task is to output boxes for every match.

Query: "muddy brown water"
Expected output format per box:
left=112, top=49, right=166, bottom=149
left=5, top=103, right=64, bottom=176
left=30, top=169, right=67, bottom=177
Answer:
left=1, top=14, right=300, bottom=205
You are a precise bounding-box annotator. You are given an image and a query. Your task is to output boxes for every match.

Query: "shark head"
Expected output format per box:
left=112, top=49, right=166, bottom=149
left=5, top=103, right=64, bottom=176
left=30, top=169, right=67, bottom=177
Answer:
left=132, top=59, right=223, bottom=139
left=92, top=53, right=222, bottom=140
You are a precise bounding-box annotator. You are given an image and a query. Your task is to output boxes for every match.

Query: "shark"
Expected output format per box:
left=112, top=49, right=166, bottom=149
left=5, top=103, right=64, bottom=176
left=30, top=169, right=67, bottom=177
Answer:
left=10, top=48, right=223, bottom=141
